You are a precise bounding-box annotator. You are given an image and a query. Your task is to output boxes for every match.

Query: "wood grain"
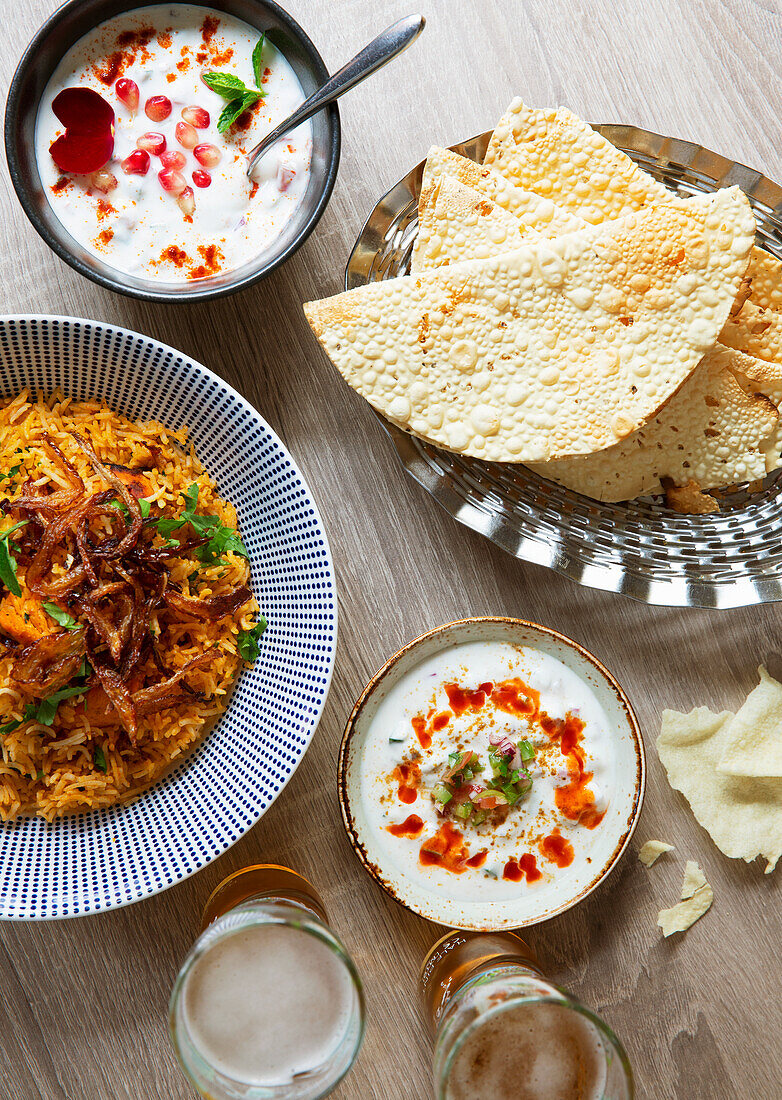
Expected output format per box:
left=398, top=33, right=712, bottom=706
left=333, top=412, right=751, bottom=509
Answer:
left=2, top=0, right=782, bottom=1096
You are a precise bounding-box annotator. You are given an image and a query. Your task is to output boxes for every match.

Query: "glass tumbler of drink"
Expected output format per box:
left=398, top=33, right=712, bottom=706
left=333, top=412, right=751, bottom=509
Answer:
left=169, top=864, right=365, bottom=1100
left=421, top=930, right=633, bottom=1100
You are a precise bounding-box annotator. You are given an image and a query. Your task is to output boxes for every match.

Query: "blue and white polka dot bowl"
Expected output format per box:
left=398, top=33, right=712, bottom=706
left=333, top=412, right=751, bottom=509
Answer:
left=0, top=315, right=337, bottom=919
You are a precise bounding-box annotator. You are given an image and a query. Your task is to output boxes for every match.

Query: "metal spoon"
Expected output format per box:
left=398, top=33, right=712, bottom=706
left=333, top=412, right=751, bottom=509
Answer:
left=245, top=13, right=426, bottom=177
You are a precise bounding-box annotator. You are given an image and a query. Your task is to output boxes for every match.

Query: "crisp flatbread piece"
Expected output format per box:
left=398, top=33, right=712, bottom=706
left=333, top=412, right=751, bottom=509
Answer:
left=680, top=860, right=707, bottom=899
left=305, top=190, right=754, bottom=464
left=410, top=173, right=778, bottom=500
left=526, top=346, right=776, bottom=500
left=722, top=302, right=782, bottom=364
left=418, top=147, right=583, bottom=237
left=412, top=176, right=544, bottom=274
left=657, top=706, right=782, bottom=872
left=657, top=883, right=713, bottom=937
left=484, top=98, right=780, bottom=326
left=718, top=665, right=782, bottom=777
left=414, top=176, right=587, bottom=272
left=639, top=840, right=674, bottom=867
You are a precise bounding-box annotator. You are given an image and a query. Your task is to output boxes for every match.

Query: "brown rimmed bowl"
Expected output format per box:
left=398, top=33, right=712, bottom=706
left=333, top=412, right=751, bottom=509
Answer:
left=338, top=617, right=645, bottom=930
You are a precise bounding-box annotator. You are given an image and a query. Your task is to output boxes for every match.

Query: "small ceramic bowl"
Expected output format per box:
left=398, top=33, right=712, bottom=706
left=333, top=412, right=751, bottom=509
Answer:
left=5, top=0, right=340, bottom=302
left=338, top=618, right=645, bottom=930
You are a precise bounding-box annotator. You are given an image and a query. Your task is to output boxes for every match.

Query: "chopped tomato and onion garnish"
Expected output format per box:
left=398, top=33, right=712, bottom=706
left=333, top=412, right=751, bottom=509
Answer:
left=431, top=736, right=535, bottom=826
left=381, top=667, right=607, bottom=884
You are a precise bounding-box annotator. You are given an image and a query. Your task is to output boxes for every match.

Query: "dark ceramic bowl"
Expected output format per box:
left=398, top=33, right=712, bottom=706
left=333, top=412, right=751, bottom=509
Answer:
left=5, top=0, right=340, bottom=302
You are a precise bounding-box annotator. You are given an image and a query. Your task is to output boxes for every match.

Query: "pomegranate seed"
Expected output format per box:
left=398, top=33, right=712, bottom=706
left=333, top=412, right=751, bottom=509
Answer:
left=158, top=168, right=186, bottom=195
left=145, top=95, right=171, bottom=122
left=115, top=78, right=139, bottom=111
left=161, top=150, right=186, bottom=170
left=182, top=105, right=210, bottom=128
left=193, top=143, right=221, bottom=168
left=136, top=131, right=166, bottom=156
left=277, top=165, right=296, bottom=192
left=121, top=150, right=150, bottom=175
left=192, top=169, right=212, bottom=188
left=177, top=186, right=195, bottom=215
left=175, top=121, right=198, bottom=149
left=90, top=168, right=117, bottom=193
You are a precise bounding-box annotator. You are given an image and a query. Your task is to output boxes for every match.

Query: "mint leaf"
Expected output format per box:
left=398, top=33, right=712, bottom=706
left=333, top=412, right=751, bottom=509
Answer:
left=94, top=746, right=107, bottom=773
left=216, top=91, right=262, bottom=134
left=42, top=602, right=80, bottom=631
left=237, top=617, right=267, bottom=661
left=201, top=71, right=247, bottom=98
left=252, top=34, right=266, bottom=88
left=0, top=720, right=20, bottom=736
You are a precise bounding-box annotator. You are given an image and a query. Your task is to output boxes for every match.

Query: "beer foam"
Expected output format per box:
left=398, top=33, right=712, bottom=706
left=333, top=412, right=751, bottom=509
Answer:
left=182, top=923, right=354, bottom=1086
left=445, top=1001, right=608, bottom=1100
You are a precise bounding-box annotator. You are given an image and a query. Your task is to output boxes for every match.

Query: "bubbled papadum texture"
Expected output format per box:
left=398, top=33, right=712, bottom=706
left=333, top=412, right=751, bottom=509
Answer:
left=486, top=98, right=782, bottom=327
left=410, top=175, right=780, bottom=497
left=417, top=147, right=583, bottom=239
left=305, top=189, right=755, bottom=464
left=527, top=346, right=777, bottom=500
left=412, top=176, right=546, bottom=273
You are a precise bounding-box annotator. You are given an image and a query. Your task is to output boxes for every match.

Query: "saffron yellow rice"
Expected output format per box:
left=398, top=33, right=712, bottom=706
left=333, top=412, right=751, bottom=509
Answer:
left=0, top=390, right=259, bottom=820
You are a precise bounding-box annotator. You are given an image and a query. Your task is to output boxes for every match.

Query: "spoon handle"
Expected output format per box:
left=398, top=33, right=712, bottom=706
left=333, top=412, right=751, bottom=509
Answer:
left=247, top=14, right=425, bottom=174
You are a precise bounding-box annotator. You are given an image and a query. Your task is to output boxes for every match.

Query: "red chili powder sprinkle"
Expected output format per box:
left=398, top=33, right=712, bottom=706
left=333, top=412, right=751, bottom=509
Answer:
left=201, top=15, right=220, bottom=42
left=157, top=30, right=172, bottom=48
left=51, top=176, right=70, bottom=194
left=95, top=199, right=115, bottom=221
left=166, top=73, right=176, bottom=83
left=160, top=245, right=190, bottom=268
left=96, top=229, right=114, bottom=246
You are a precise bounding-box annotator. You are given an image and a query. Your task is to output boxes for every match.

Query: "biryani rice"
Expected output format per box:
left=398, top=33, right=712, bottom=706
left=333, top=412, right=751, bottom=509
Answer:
left=0, top=390, right=259, bottom=820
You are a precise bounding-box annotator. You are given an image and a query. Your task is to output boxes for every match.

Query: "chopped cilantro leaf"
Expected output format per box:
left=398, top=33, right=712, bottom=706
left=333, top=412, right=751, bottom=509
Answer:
left=42, top=602, right=80, bottom=631
left=0, top=719, right=21, bottom=736
left=94, top=746, right=108, bottom=773
left=237, top=617, right=267, bottom=661
left=0, top=520, right=29, bottom=597
left=152, top=484, right=249, bottom=562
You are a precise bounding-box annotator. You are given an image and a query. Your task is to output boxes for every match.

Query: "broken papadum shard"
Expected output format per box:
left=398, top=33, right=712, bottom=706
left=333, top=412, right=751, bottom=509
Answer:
left=638, top=840, right=674, bottom=867
left=657, top=706, right=782, bottom=873
left=718, top=665, right=782, bottom=778
left=304, top=189, right=754, bottom=465
left=680, top=860, right=707, bottom=899
left=657, top=883, right=713, bottom=937
left=483, top=97, right=782, bottom=325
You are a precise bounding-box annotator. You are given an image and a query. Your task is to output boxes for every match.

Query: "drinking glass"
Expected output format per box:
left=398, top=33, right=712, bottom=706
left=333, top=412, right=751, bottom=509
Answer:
left=421, top=930, right=633, bottom=1100
left=170, top=865, right=365, bottom=1100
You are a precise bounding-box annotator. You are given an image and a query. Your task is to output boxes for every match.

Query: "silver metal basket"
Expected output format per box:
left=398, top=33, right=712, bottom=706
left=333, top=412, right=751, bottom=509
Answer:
left=345, top=126, right=782, bottom=609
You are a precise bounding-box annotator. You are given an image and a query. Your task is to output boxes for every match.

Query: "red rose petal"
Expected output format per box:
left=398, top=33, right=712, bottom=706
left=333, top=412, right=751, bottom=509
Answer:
left=49, top=130, right=115, bottom=174
left=49, top=88, right=115, bottom=173
left=52, top=88, right=115, bottom=134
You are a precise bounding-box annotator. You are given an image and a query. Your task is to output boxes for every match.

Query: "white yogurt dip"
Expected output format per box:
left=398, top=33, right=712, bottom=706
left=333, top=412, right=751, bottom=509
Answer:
left=35, top=4, right=312, bottom=281
left=359, top=642, right=614, bottom=902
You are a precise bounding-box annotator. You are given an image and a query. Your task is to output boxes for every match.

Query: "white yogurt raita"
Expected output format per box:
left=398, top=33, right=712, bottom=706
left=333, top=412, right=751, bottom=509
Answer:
left=35, top=4, right=312, bottom=281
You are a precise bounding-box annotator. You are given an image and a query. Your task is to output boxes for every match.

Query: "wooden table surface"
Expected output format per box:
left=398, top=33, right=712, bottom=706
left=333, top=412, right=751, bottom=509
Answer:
left=2, top=0, right=782, bottom=1096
